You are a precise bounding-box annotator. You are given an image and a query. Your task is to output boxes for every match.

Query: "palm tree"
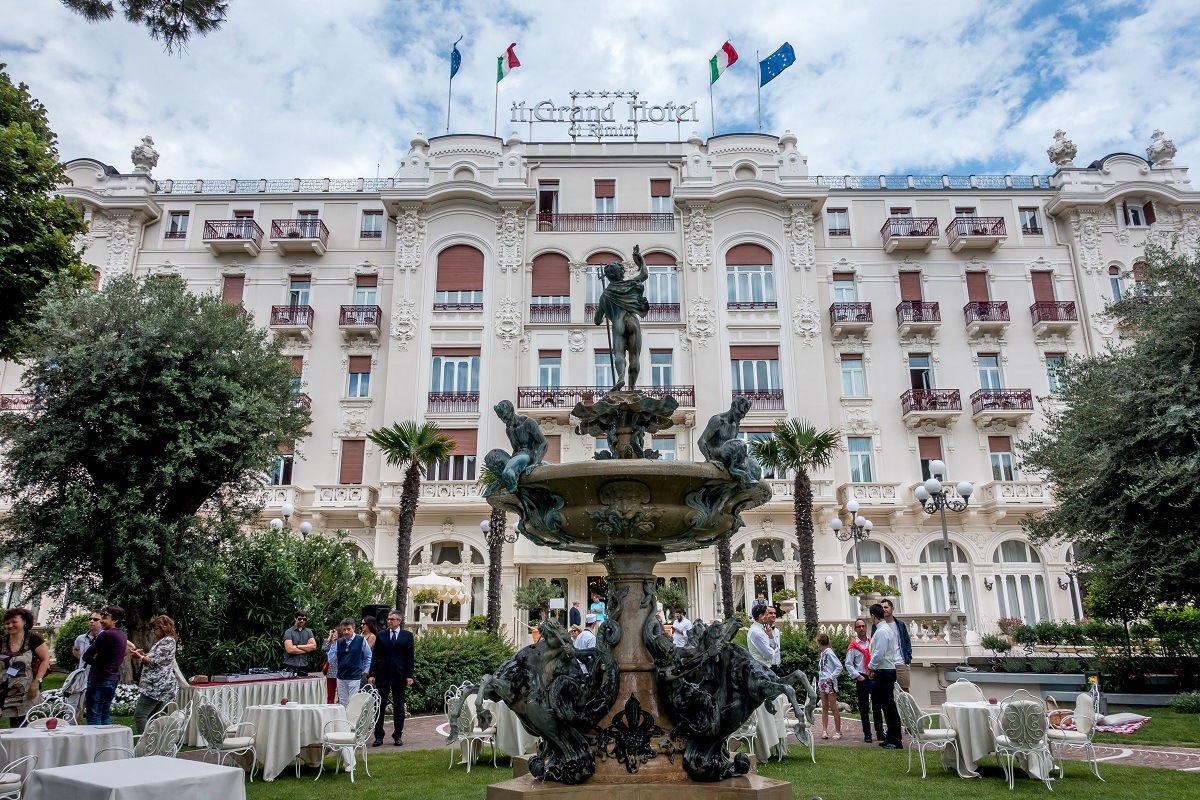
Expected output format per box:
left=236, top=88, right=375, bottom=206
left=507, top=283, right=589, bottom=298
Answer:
left=717, top=534, right=735, bottom=619
left=750, top=419, right=841, bottom=635
left=367, top=421, right=456, bottom=618
left=478, top=465, right=508, bottom=636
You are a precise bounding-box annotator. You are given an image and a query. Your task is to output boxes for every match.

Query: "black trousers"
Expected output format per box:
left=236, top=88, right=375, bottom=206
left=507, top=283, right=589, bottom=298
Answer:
left=871, top=669, right=903, bottom=744
left=855, top=677, right=885, bottom=738
left=373, top=682, right=407, bottom=741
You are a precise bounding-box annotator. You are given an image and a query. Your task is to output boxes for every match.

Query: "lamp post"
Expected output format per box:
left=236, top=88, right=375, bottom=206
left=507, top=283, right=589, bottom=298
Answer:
left=829, top=498, right=873, bottom=577
left=269, top=502, right=312, bottom=536
left=913, top=459, right=973, bottom=610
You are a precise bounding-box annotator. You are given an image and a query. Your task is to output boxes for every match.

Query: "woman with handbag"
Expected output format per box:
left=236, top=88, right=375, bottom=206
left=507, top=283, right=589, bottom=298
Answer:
left=1, top=608, right=50, bottom=727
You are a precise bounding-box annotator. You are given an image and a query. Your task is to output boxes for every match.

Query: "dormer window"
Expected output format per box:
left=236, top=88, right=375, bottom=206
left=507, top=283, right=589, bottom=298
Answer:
left=1122, top=199, right=1156, bottom=228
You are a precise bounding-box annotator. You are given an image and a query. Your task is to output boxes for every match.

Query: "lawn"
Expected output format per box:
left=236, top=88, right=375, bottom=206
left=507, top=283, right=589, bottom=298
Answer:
left=1093, top=705, right=1200, bottom=748
left=239, top=743, right=1200, bottom=800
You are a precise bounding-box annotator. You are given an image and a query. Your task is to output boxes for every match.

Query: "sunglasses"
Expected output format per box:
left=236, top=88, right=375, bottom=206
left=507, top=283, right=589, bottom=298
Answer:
left=90, top=618, right=102, bottom=622
left=295, top=616, right=307, bottom=620
left=100, top=613, right=112, bottom=618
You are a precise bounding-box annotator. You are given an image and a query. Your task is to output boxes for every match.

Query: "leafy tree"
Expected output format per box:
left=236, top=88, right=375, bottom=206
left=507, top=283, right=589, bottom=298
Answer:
left=655, top=580, right=688, bottom=615
left=1021, top=244, right=1200, bottom=610
left=515, top=577, right=562, bottom=621
left=367, top=421, right=455, bottom=618
left=0, top=275, right=310, bottom=641
left=750, top=420, right=841, bottom=634
left=61, top=0, right=228, bottom=54
left=53, top=612, right=91, bottom=671
left=0, top=65, right=90, bottom=360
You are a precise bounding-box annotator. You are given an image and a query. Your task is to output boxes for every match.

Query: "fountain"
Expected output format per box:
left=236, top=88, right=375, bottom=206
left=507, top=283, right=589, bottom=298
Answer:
left=459, top=246, right=815, bottom=799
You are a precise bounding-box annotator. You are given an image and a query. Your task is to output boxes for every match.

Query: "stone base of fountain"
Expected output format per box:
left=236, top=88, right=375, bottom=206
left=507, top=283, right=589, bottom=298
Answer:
left=487, top=773, right=791, bottom=800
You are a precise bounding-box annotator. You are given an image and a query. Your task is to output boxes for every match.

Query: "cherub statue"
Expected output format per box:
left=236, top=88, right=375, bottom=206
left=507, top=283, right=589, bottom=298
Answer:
left=483, top=400, right=549, bottom=495
left=593, top=245, right=649, bottom=391
left=697, top=397, right=762, bottom=487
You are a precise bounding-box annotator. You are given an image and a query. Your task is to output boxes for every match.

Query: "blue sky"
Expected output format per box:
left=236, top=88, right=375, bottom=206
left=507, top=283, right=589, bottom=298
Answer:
left=2, top=0, right=1196, bottom=179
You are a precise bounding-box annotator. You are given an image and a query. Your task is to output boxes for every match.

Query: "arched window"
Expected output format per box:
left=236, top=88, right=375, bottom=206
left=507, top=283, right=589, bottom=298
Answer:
left=918, top=542, right=977, bottom=628
left=642, top=251, right=679, bottom=305
left=844, top=541, right=899, bottom=609
left=991, top=539, right=1049, bottom=623
left=1108, top=265, right=1122, bottom=303
left=1131, top=261, right=1147, bottom=296
left=1065, top=545, right=1084, bottom=621
left=725, top=243, right=775, bottom=308
left=470, top=546, right=485, bottom=565
left=435, top=245, right=484, bottom=309
left=432, top=541, right=462, bottom=565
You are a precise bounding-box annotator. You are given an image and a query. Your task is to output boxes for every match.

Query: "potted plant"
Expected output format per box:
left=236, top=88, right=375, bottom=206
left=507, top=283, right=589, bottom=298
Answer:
left=996, top=616, right=1022, bottom=644
left=848, top=577, right=899, bottom=615
left=772, top=588, right=798, bottom=619
left=412, top=588, right=440, bottom=621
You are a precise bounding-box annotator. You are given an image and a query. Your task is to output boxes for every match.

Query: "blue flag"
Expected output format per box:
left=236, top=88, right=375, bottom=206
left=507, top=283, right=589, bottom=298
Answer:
left=759, top=42, right=795, bottom=86
left=450, top=36, right=463, bottom=79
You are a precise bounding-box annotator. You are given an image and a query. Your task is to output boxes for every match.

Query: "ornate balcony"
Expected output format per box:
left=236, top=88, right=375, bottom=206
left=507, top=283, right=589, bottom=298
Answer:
left=896, top=301, right=940, bottom=336
left=880, top=217, right=939, bottom=253
left=535, top=213, right=673, bottom=232
left=727, top=300, right=778, bottom=311
left=270, top=218, right=329, bottom=255
left=731, top=389, right=784, bottom=411
left=203, top=219, right=264, bottom=256
left=767, top=478, right=836, bottom=509
left=946, top=216, right=1007, bottom=252
left=964, top=301, right=1010, bottom=337
left=428, top=392, right=480, bottom=413
left=1030, top=301, right=1078, bottom=337
left=529, top=303, right=570, bottom=323
left=418, top=481, right=485, bottom=503
left=970, top=389, right=1034, bottom=425
left=975, top=480, right=1054, bottom=522
left=900, top=389, right=962, bottom=429
left=829, top=302, right=873, bottom=337
left=0, top=394, right=35, bottom=412
left=837, top=482, right=905, bottom=510
left=270, top=305, right=314, bottom=339
left=311, top=484, right=376, bottom=511
left=292, top=392, right=311, bottom=410
left=339, top=305, right=382, bottom=340
left=255, top=485, right=300, bottom=509
left=584, top=303, right=681, bottom=322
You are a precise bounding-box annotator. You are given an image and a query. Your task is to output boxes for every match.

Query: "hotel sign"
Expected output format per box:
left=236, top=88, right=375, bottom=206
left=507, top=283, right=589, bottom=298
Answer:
left=510, top=90, right=699, bottom=139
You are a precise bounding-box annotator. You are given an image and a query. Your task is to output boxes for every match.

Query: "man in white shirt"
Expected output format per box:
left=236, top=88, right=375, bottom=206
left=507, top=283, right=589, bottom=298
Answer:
left=575, top=614, right=598, bottom=650
left=866, top=603, right=903, bottom=748
left=879, top=598, right=912, bottom=692
left=746, top=604, right=781, bottom=674
left=845, top=617, right=884, bottom=742
left=671, top=608, right=693, bottom=649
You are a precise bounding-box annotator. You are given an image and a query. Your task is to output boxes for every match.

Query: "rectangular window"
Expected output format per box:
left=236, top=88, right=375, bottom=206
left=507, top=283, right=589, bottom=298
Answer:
left=339, top=439, right=366, bottom=484
left=650, top=350, right=673, bottom=387
left=1019, top=207, right=1041, bottom=234
left=1123, top=200, right=1145, bottom=227
left=288, top=276, right=311, bottom=306
left=430, top=350, right=480, bottom=393
left=594, top=179, right=615, bottom=214
left=269, top=454, right=294, bottom=486
left=361, top=210, right=384, bottom=238
left=889, top=207, right=912, bottom=217
left=538, top=350, right=562, bottom=388
left=726, top=264, right=776, bottom=305
left=738, top=428, right=781, bottom=478
left=966, top=271, right=990, bottom=303
left=918, top=436, right=943, bottom=481
left=832, top=272, right=857, bottom=303
left=594, top=351, right=615, bottom=388
left=955, top=206, right=977, bottom=218
left=537, top=180, right=560, bottom=215
left=650, top=179, right=672, bottom=214
left=233, top=210, right=255, bottom=238
left=826, top=208, right=849, bottom=236
left=289, top=356, right=304, bottom=390
left=1031, top=272, right=1056, bottom=303
left=427, top=429, right=477, bottom=481
left=1109, top=270, right=1123, bottom=303
left=652, top=436, right=676, bottom=460
left=221, top=275, right=245, bottom=304
left=1045, top=353, right=1066, bottom=395
left=354, top=274, right=378, bottom=306
left=347, top=355, right=371, bottom=398
left=840, top=355, right=866, bottom=397
left=989, top=436, right=1016, bottom=481
left=645, top=265, right=678, bottom=304
left=166, top=211, right=189, bottom=239
left=435, top=289, right=484, bottom=307
left=898, top=271, right=923, bottom=302
left=908, top=354, right=932, bottom=391
left=848, top=437, right=874, bottom=482
left=730, top=346, right=781, bottom=392
left=978, top=354, right=1003, bottom=390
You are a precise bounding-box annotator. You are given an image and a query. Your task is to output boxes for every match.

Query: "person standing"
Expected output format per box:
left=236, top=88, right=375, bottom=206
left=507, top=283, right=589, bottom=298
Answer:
left=82, top=605, right=128, bottom=725
left=866, top=603, right=902, bottom=749
left=368, top=611, right=414, bottom=747
left=845, top=617, right=884, bottom=743
left=72, top=612, right=102, bottom=665
left=816, top=632, right=843, bottom=739
left=128, top=614, right=179, bottom=734
left=671, top=608, right=693, bottom=649
left=575, top=615, right=598, bottom=650
left=325, top=619, right=372, bottom=707
left=1, top=608, right=51, bottom=727
left=588, top=593, right=607, bottom=623
left=282, top=611, right=317, bottom=676
left=878, top=598, right=913, bottom=693
left=568, top=601, right=582, bottom=628
left=746, top=604, right=780, bottom=673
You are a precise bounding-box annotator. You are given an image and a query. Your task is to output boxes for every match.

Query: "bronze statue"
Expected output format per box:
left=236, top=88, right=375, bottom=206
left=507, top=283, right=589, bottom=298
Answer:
left=698, top=397, right=762, bottom=488
left=484, top=400, right=549, bottom=496
left=593, top=245, right=649, bottom=391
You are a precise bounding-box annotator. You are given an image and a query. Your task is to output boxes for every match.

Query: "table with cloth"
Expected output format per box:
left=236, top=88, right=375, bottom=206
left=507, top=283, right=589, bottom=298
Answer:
left=485, top=699, right=538, bottom=757
left=941, top=700, right=1050, bottom=779
left=750, top=694, right=791, bottom=762
left=24, top=754, right=246, bottom=800
left=0, top=725, right=133, bottom=769
left=242, top=703, right=350, bottom=781
left=177, top=676, right=323, bottom=746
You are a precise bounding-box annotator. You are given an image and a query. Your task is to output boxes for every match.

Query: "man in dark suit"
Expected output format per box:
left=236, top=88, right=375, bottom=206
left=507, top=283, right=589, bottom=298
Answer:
left=368, top=610, right=415, bottom=746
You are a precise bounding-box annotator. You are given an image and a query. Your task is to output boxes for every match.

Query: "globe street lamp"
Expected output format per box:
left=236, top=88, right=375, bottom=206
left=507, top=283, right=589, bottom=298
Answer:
left=269, top=502, right=312, bottom=536
left=913, top=459, right=973, bottom=610
left=830, top=498, right=873, bottom=577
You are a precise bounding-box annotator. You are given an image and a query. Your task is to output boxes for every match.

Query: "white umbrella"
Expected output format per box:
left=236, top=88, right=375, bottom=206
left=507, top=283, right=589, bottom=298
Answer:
left=408, top=570, right=468, bottom=603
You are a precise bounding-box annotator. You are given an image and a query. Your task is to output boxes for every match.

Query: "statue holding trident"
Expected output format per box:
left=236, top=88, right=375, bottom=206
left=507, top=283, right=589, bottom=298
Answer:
left=593, top=245, right=649, bottom=391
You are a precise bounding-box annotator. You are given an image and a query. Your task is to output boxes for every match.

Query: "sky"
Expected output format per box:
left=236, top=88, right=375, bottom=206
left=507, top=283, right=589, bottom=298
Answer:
left=3, top=0, right=1198, bottom=181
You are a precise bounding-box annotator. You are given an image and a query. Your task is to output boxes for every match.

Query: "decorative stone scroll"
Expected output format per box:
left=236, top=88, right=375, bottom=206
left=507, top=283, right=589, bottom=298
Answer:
left=682, top=203, right=712, bottom=272
left=782, top=201, right=816, bottom=271
left=395, top=206, right=425, bottom=272
left=496, top=204, right=525, bottom=273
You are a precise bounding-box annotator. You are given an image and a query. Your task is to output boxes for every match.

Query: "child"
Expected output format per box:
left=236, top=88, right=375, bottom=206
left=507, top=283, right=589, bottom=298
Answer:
left=816, top=632, right=843, bottom=739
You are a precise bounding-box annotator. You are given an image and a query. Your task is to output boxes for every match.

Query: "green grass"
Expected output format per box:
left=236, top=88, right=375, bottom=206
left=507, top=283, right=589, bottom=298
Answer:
left=240, top=742, right=1200, bottom=800
left=1093, top=705, right=1200, bottom=748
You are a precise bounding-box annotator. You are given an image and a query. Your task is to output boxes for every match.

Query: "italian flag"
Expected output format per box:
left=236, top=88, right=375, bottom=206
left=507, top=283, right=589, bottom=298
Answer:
left=710, top=41, right=738, bottom=84
left=497, top=43, right=521, bottom=82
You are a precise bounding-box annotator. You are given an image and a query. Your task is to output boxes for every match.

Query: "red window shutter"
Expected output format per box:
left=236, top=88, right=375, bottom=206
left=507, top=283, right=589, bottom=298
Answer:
left=339, top=440, right=366, bottom=484
left=539, top=349, right=562, bottom=360
left=650, top=179, right=671, bottom=197
left=348, top=356, right=372, bottom=374
left=1030, top=272, right=1056, bottom=303
left=842, top=354, right=863, bottom=365
left=1108, top=265, right=1120, bottom=276
left=531, top=253, right=571, bottom=295
left=290, top=273, right=311, bottom=283
left=90, top=270, right=102, bottom=290
left=431, top=347, right=481, bottom=357
left=290, top=356, right=304, bottom=376
left=594, top=348, right=610, bottom=356
left=442, top=428, right=477, bottom=456
left=1121, top=202, right=1130, bottom=226
left=917, top=436, right=943, bottom=460
left=832, top=271, right=855, bottom=283
left=544, top=435, right=561, bottom=463
left=899, top=271, right=923, bottom=302
left=988, top=436, right=1012, bottom=453
left=221, top=275, right=245, bottom=303
left=1132, top=262, right=1146, bottom=281
left=725, top=243, right=773, bottom=266
left=586, top=251, right=622, bottom=265
left=965, top=272, right=990, bottom=302
left=277, top=441, right=294, bottom=455
left=1143, top=201, right=1156, bottom=226
left=650, top=348, right=672, bottom=355
left=729, top=345, right=779, bottom=360
left=355, top=274, right=378, bottom=288
left=435, top=245, right=484, bottom=291
left=643, top=251, right=677, bottom=266
left=594, top=179, right=615, bottom=198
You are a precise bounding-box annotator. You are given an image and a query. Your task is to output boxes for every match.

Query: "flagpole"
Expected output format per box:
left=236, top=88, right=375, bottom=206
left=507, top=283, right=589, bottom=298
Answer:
left=494, top=72, right=500, bottom=137
left=446, top=75, right=453, bottom=135
left=756, top=49, right=762, bottom=133
left=709, top=80, right=715, bottom=138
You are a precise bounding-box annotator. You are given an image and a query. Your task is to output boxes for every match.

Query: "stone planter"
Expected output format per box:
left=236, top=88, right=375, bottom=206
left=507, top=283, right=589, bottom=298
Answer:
left=417, top=602, right=439, bottom=622
left=779, top=599, right=798, bottom=620
left=855, top=591, right=881, bottom=616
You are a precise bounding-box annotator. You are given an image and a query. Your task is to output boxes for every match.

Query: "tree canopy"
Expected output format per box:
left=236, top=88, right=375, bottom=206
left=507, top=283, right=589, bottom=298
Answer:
left=1020, top=244, right=1200, bottom=611
left=0, top=64, right=90, bottom=360
left=0, top=274, right=310, bottom=633
left=62, top=0, right=229, bottom=54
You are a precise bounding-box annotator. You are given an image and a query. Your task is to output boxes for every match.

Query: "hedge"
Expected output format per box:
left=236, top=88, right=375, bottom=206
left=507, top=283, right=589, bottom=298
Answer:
left=408, top=631, right=515, bottom=715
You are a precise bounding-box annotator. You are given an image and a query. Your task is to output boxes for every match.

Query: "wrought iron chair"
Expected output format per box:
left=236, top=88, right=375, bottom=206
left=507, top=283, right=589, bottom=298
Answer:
left=205, top=686, right=245, bottom=737
left=446, top=683, right=497, bottom=773
left=728, top=720, right=758, bottom=758
left=95, top=712, right=186, bottom=761
left=0, top=753, right=37, bottom=800
left=196, top=701, right=257, bottom=781
left=893, top=684, right=958, bottom=778
left=944, top=678, right=986, bottom=703
left=23, top=696, right=77, bottom=727
left=315, top=684, right=379, bottom=782
left=989, top=689, right=1054, bottom=790
left=1046, top=692, right=1104, bottom=781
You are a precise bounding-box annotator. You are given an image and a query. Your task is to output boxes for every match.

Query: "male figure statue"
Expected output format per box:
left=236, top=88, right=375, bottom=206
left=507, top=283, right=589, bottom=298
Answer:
left=593, top=245, right=649, bottom=391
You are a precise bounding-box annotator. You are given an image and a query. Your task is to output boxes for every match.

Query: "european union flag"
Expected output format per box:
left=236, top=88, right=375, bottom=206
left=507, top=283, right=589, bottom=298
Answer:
left=450, top=36, right=463, bottom=79
left=759, top=42, right=795, bottom=86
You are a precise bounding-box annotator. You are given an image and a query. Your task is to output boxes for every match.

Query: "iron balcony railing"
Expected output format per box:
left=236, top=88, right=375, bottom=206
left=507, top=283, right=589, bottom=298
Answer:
left=829, top=302, right=873, bottom=325
left=529, top=304, right=571, bottom=323
left=827, top=227, right=850, bottom=237
left=964, top=301, right=1010, bottom=324
left=584, top=302, right=681, bottom=321
left=1021, top=225, right=1044, bottom=235
left=203, top=219, right=264, bottom=246
left=339, top=305, right=382, bottom=327
left=270, top=305, right=314, bottom=328
left=517, top=385, right=696, bottom=409
left=360, top=229, right=382, bottom=239
left=432, top=301, right=484, bottom=311
left=879, top=216, right=939, bottom=245
left=731, top=389, right=785, bottom=411
left=727, top=300, right=778, bottom=310
left=270, top=218, right=329, bottom=245
left=945, top=216, right=1006, bottom=244
left=900, top=389, right=961, bottom=414
left=0, top=394, right=35, bottom=411
left=1030, top=301, right=1077, bottom=324
left=428, top=392, right=480, bottom=413
left=896, top=301, right=940, bottom=325
left=292, top=393, right=312, bottom=410
left=535, top=213, right=674, bottom=232
left=970, top=389, right=1033, bottom=415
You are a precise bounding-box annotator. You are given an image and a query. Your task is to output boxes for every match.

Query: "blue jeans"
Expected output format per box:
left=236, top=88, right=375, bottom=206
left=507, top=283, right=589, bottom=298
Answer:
left=86, top=680, right=118, bottom=725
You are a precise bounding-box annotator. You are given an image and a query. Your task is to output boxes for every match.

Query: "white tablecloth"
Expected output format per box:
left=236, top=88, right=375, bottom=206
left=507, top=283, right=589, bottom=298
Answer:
left=24, top=755, right=246, bottom=800
left=0, top=725, right=133, bottom=769
left=178, top=677, right=324, bottom=746
left=243, top=703, right=349, bottom=781
left=750, top=694, right=790, bottom=762
left=486, top=700, right=538, bottom=757
left=941, top=700, right=1049, bottom=779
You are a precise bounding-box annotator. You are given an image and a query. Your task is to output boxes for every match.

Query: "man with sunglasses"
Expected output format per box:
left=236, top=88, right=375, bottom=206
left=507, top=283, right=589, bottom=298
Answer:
left=282, top=611, right=317, bottom=676
left=72, top=612, right=102, bottom=665
left=82, top=606, right=127, bottom=725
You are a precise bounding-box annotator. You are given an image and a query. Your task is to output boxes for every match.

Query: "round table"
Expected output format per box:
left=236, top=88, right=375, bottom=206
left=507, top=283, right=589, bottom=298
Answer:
left=941, top=700, right=1049, bottom=779
left=485, top=700, right=538, bottom=757
left=750, top=694, right=790, bottom=762
left=0, top=725, right=133, bottom=769
left=242, top=703, right=350, bottom=782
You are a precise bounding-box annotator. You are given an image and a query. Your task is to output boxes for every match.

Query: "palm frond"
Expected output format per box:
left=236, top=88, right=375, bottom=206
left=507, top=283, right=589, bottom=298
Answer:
left=367, top=420, right=456, bottom=469
left=751, top=418, right=841, bottom=472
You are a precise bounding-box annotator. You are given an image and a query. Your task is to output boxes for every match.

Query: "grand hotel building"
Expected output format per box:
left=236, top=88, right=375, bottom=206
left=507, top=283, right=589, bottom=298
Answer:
left=3, top=128, right=1195, bottom=645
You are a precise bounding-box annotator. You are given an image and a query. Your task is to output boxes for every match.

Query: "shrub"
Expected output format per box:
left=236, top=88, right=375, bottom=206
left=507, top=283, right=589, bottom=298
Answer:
left=52, top=613, right=90, bottom=671
left=1149, top=606, right=1200, bottom=658
left=1000, top=656, right=1029, bottom=673
left=1060, top=657, right=1081, bottom=673
left=111, top=684, right=140, bottom=715
left=412, top=589, right=439, bottom=605
left=408, top=631, right=515, bottom=715
left=466, top=615, right=489, bottom=632
left=980, top=633, right=1011, bottom=654
left=847, top=577, right=898, bottom=596
left=779, top=626, right=855, bottom=709
left=1170, top=690, right=1200, bottom=714
left=1030, top=657, right=1056, bottom=674
left=772, top=589, right=797, bottom=604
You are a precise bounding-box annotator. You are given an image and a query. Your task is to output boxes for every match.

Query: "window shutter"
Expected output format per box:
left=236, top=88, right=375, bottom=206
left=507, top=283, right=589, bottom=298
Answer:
left=431, top=347, right=481, bottom=357
left=965, top=271, right=990, bottom=302
left=531, top=253, right=571, bottom=295
left=1121, top=201, right=1130, bottom=226
left=832, top=271, right=855, bottom=283
left=594, top=179, right=615, bottom=198
left=730, top=345, right=779, bottom=360
left=442, top=428, right=477, bottom=456
left=917, top=436, right=943, bottom=460
left=725, top=243, right=773, bottom=266
left=355, top=274, right=378, bottom=288
left=842, top=354, right=863, bottom=365
left=1143, top=201, right=1156, bottom=226
left=594, top=348, right=610, bottom=356
left=348, top=356, right=372, bottom=374
left=221, top=275, right=245, bottom=303
left=277, top=441, right=294, bottom=455
left=435, top=245, right=484, bottom=291
left=898, top=271, right=923, bottom=302
left=988, top=436, right=1012, bottom=453
left=650, top=179, right=671, bottom=197
left=538, top=349, right=562, bottom=359
left=586, top=251, right=622, bottom=265
left=1030, top=272, right=1056, bottom=303
left=339, top=440, right=366, bottom=484
left=290, top=273, right=311, bottom=283
left=544, top=435, right=561, bottom=463
left=290, top=356, right=304, bottom=376
left=650, top=348, right=672, bottom=356
left=740, top=426, right=775, bottom=434
left=1132, top=262, right=1146, bottom=282
left=643, top=251, right=676, bottom=266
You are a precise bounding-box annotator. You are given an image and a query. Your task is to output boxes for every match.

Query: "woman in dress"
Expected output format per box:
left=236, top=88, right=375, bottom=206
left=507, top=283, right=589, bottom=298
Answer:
left=128, top=614, right=180, bottom=734
left=0, top=608, right=50, bottom=727
left=816, top=632, right=843, bottom=739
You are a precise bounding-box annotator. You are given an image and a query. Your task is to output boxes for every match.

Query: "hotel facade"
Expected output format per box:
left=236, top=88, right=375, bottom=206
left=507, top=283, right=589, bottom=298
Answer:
left=3, top=128, right=1195, bottom=643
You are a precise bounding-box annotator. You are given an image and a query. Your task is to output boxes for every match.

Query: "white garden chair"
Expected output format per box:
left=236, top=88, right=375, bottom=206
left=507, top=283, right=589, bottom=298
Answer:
left=944, top=678, right=986, bottom=703
left=445, top=683, right=497, bottom=773
left=1046, top=691, right=1104, bottom=781
left=728, top=720, right=758, bottom=758
left=196, top=701, right=257, bottom=781
left=315, top=684, right=379, bottom=782
left=990, top=689, right=1054, bottom=791
left=0, top=753, right=37, bottom=800
left=23, top=696, right=77, bottom=727
left=95, top=712, right=186, bottom=761
left=204, top=686, right=244, bottom=736
left=894, top=684, right=958, bottom=778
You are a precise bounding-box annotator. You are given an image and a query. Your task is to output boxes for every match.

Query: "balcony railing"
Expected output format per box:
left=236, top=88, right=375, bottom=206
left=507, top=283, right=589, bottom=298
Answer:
left=945, top=216, right=1005, bottom=243
left=970, top=388, right=1033, bottom=415
left=0, top=394, right=35, bottom=411
left=727, top=301, right=778, bottom=310
left=360, top=229, right=383, bottom=239
left=1021, top=225, right=1044, bottom=235
left=827, top=227, right=850, bottom=237
left=880, top=216, right=939, bottom=242
left=896, top=301, right=940, bottom=325
left=964, top=301, right=1010, bottom=324
left=517, top=385, right=696, bottom=409
left=270, top=305, right=314, bottom=328
left=829, top=302, right=873, bottom=325
left=535, top=213, right=673, bottom=232
left=584, top=302, right=681, bottom=321
left=1030, top=301, right=1077, bottom=324
left=271, top=218, right=329, bottom=245
left=292, top=392, right=311, bottom=410
left=339, top=305, right=382, bottom=327
left=433, top=301, right=484, bottom=311
left=529, top=303, right=570, bottom=323
left=900, top=389, right=961, bottom=414
left=428, top=392, right=480, bottom=413
left=731, top=389, right=785, bottom=411
left=203, top=219, right=264, bottom=245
